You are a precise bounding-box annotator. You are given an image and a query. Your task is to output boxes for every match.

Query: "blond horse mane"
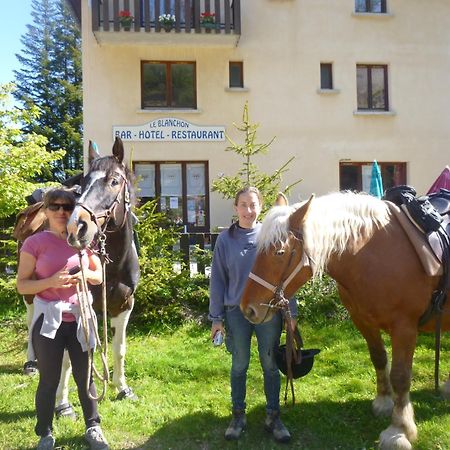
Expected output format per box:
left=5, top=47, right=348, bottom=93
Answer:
left=257, top=192, right=391, bottom=277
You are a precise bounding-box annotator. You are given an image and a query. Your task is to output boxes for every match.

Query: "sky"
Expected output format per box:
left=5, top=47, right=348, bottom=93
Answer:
left=1, top=1, right=33, bottom=85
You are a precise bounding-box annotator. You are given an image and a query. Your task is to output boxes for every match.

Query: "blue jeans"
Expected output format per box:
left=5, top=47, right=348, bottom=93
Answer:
left=225, top=305, right=282, bottom=413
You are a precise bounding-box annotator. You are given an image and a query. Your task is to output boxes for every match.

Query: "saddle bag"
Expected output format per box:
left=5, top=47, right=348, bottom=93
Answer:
left=384, top=185, right=443, bottom=233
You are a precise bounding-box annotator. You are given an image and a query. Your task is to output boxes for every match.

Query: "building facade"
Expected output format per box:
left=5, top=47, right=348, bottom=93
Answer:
left=70, top=0, right=450, bottom=230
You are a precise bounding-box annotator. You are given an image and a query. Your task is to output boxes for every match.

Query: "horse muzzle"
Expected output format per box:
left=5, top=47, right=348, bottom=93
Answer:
left=67, top=208, right=98, bottom=249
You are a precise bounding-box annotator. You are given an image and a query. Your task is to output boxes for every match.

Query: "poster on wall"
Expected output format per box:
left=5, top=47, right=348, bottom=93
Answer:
left=134, top=164, right=155, bottom=197
left=161, top=164, right=182, bottom=196
left=187, top=164, right=205, bottom=196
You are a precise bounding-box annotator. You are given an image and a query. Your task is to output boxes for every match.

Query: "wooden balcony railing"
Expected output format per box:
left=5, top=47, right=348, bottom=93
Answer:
left=92, top=0, right=241, bottom=35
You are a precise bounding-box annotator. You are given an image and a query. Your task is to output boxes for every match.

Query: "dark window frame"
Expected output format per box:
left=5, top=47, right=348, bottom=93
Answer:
left=339, top=161, right=406, bottom=192
left=229, top=61, right=244, bottom=88
left=141, top=60, right=197, bottom=109
left=320, top=63, right=333, bottom=90
left=357, top=64, right=389, bottom=111
left=134, top=160, right=210, bottom=232
left=355, top=0, right=387, bottom=13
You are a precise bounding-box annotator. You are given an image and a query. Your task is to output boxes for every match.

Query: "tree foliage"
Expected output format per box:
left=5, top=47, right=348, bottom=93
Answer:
left=13, top=0, right=82, bottom=181
left=0, top=84, right=64, bottom=218
left=212, top=102, right=302, bottom=212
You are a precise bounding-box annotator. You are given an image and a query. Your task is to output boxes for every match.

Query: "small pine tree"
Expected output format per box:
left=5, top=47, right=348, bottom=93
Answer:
left=212, top=102, right=302, bottom=212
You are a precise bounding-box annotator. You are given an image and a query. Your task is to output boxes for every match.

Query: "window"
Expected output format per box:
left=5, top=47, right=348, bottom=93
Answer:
left=135, top=161, right=209, bottom=231
left=320, top=63, right=333, bottom=89
left=339, top=162, right=406, bottom=192
left=355, top=0, right=386, bottom=13
left=229, top=62, right=244, bottom=88
left=142, top=61, right=196, bottom=109
left=357, top=64, right=388, bottom=111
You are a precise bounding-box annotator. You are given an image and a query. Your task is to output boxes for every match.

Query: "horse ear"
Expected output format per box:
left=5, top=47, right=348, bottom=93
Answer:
left=274, top=192, right=289, bottom=207
left=289, top=194, right=314, bottom=229
left=88, top=140, right=100, bottom=163
left=112, top=136, right=124, bottom=164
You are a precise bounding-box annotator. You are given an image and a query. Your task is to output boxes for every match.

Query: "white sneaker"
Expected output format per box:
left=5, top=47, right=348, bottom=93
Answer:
left=85, top=426, right=109, bottom=450
left=36, top=434, right=55, bottom=450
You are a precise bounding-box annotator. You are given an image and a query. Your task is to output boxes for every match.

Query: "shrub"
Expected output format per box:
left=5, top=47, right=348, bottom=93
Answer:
left=295, top=275, right=348, bottom=324
left=133, top=201, right=209, bottom=328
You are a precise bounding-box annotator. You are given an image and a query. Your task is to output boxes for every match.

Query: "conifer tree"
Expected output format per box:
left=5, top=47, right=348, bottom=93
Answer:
left=14, top=0, right=82, bottom=181
left=212, top=102, right=302, bottom=213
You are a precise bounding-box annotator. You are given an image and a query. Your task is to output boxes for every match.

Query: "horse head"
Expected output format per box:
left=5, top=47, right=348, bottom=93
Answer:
left=240, top=196, right=315, bottom=324
left=67, top=137, right=133, bottom=250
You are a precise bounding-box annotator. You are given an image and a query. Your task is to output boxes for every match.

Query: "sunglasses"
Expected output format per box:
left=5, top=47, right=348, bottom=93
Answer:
left=47, top=203, right=74, bottom=212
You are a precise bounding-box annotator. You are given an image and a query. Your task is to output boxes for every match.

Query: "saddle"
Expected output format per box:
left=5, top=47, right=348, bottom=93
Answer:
left=384, top=186, right=450, bottom=325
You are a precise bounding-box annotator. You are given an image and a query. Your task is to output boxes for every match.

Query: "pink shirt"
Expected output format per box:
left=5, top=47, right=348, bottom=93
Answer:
left=20, top=231, right=92, bottom=321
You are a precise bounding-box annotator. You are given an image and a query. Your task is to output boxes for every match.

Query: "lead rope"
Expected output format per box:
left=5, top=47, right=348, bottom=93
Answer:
left=76, top=252, right=109, bottom=402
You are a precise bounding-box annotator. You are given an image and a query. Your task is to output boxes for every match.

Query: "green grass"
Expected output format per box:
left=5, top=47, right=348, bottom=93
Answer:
left=1, top=315, right=450, bottom=449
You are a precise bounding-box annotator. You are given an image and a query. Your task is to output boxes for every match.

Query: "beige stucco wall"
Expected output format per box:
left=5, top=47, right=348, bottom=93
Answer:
left=81, top=0, right=450, bottom=229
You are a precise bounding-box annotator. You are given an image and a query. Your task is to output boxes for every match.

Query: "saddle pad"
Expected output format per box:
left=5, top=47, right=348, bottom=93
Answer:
left=386, top=201, right=442, bottom=277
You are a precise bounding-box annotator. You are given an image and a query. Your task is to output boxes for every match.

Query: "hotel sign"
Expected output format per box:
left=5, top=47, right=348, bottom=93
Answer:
left=113, top=118, right=225, bottom=142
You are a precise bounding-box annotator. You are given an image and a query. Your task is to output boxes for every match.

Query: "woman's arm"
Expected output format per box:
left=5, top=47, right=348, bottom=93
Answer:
left=16, top=252, right=75, bottom=295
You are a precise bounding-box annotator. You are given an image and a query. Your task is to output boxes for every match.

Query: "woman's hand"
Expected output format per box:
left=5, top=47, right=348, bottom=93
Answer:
left=211, top=321, right=224, bottom=340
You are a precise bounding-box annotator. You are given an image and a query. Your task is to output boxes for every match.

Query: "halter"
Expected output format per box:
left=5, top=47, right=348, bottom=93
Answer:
left=248, top=230, right=311, bottom=314
left=76, top=169, right=131, bottom=238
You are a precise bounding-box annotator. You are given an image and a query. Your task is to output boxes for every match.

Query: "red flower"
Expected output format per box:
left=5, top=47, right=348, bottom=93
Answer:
left=119, top=10, right=133, bottom=18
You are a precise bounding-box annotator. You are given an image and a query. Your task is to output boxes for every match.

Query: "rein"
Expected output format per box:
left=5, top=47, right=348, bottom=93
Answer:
left=76, top=252, right=109, bottom=402
left=247, top=230, right=311, bottom=404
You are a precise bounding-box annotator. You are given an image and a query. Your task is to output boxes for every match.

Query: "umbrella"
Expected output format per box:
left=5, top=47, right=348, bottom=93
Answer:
left=427, top=166, right=450, bottom=194
left=369, top=160, right=383, bottom=198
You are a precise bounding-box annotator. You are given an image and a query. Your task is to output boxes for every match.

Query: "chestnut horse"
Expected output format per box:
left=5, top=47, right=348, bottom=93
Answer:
left=64, top=137, right=140, bottom=401
left=240, top=191, right=450, bottom=450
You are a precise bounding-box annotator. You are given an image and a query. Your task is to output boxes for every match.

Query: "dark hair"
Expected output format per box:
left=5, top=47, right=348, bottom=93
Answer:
left=233, top=186, right=263, bottom=207
left=228, top=186, right=263, bottom=237
left=43, top=187, right=76, bottom=209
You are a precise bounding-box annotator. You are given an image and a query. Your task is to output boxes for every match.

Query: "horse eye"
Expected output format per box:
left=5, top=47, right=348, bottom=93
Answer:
left=110, top=178, right=120, bottom=187
left=275, top=249, right=285, bottom=256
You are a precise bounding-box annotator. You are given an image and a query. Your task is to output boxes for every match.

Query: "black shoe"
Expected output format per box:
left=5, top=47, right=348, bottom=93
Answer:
left=224, top=409, right=246, bottom=440
left=264, top=411, right=291, bottom=443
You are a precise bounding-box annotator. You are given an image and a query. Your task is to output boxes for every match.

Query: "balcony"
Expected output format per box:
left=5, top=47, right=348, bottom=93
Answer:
left=91, top=0, right=241, bottom=47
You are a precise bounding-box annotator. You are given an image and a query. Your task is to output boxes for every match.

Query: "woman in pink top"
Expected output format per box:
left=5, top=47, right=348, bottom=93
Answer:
left=16, top=187, right=108, bottom=450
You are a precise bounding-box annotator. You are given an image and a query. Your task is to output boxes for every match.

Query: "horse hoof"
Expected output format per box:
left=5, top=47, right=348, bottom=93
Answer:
left=379, top=426, right=412, bottom=450
left=372, top=395, right=394, bottom=417
left=55, top=403, right=77, bottom=420
left=23, top=360, right=38, bottom=376
left=116, top=387, right=138, bottom=401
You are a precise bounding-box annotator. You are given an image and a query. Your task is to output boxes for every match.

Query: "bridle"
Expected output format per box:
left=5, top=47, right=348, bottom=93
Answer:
left=76, top=169, right=131, bottom=238
left=248, top=230, right=312, bottom=322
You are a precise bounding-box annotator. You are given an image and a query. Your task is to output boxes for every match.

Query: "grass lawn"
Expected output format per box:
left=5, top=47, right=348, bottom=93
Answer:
left=1, top=315, right=450, bottom=449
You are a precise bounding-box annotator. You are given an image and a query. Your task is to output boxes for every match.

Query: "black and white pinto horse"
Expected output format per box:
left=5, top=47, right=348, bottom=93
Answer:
left=62, top=137, right=140, bottom=403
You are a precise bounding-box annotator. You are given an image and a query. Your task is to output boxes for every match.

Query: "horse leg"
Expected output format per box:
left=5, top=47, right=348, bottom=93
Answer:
left=23, top=299, right=38, bottom=375
left=379, top=326, right=418, bottom=450
left=352, top=318, right=393, bottom=416
left=110, top=303, right=137, bottom=401
left=54, top=350, right=76, bottom=419
left=441, top=375, right=450, bottom=398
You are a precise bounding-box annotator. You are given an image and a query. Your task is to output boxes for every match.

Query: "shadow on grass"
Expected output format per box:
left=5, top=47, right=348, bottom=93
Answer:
left=124, top=388, right=450, bottom=450
left=0, top=363, right=24, bottom=375
left=0, top=408, right=34, bottom=423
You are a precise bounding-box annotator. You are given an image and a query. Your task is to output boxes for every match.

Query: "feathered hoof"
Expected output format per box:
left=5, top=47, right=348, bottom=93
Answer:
left=55, top=403, right=77, bottom=420
left=23, top=360, right=38, bottom=376
left=372, top=395, right=394, bottom=417
left=440, top=380, right=450, bottom=399
left=116, top=387, right=138, bottom=401
left=379, top=426, right=412, bottom=450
